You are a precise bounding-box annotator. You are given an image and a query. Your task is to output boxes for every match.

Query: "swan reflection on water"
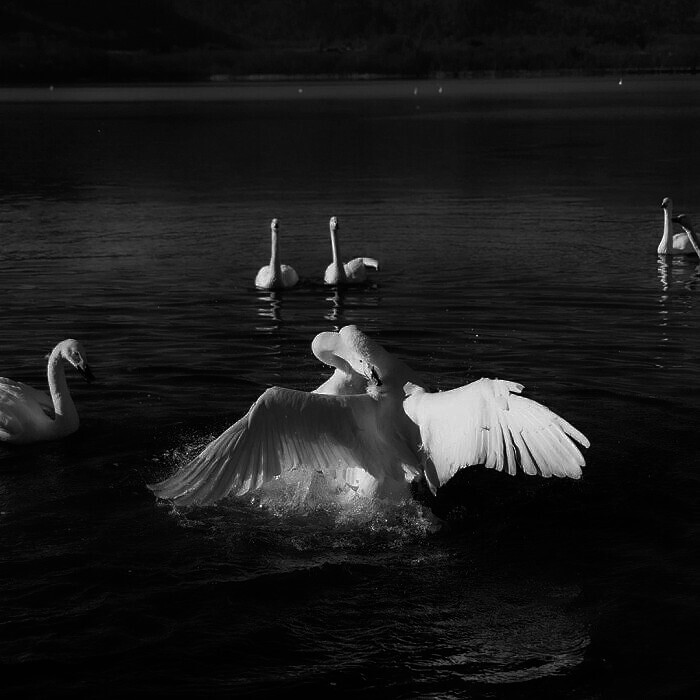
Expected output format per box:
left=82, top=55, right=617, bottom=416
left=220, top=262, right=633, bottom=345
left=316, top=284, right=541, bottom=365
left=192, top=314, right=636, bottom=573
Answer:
left=657, top=255, right=700, bottom=293
left=656, top=256, right=700, bottom=361
left=325, top=289, right=344, bottom=323
left=324, top=285, right=382, bottom=325
left=256, top=290, right=283, bottom=326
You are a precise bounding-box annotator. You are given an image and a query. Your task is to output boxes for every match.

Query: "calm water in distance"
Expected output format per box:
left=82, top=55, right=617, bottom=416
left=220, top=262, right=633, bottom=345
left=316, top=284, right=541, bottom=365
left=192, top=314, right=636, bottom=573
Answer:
left=1, top=77, right=699, bottom=697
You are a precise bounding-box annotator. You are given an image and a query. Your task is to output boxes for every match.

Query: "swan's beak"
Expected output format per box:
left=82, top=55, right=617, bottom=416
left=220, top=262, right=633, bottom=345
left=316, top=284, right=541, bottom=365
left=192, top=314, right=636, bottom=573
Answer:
left=77, top=363, right=95, bottom=383
left=370, top=366, right=382, bottom=387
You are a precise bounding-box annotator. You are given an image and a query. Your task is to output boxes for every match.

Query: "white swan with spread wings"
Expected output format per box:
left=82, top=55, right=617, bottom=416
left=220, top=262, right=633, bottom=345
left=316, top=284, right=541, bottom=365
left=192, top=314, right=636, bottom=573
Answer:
left=150, top=326, right=588, bottom=507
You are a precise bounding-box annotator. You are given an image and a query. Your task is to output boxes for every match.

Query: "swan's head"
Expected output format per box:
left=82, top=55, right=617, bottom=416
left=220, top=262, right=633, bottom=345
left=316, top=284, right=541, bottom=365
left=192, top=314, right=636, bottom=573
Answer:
left=58, top=339, right=95, bottom=383
left=673, top=214, right=694, bottom=232
left=329, top=216, right=339, bottom=232
left=661, top=197, right=672, bottom=210
left=337, top=325, right=390, bottom=384
left=311, top=331, right=343, bottom=369
left=271, top=218, right=279, bottom=231
left=365, top=366, right=385, bottom=399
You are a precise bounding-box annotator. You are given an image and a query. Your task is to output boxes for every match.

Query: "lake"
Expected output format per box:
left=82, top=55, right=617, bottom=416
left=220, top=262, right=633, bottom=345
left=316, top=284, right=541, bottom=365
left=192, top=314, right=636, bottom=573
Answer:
left=1, top=77, right=699, bottom=698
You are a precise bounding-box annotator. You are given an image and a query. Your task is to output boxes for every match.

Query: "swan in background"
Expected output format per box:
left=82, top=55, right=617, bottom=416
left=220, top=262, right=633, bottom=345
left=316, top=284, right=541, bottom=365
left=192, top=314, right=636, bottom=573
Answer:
left=671, top=214, right=700, bottom=258
left=658, top=198, right=697, bottom=255
left=255, top=218, right=299, bottom=290
left=0, top=339, right=94, bottom=444
left=150, top=326, right=589, bottom=508
left=324, top=216, right=379, bottom=285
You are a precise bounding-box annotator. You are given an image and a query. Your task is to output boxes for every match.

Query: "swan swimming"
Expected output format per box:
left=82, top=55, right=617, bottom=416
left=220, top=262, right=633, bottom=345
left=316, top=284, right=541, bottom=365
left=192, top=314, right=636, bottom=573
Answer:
left=150, top=326, right=589, bottom=508
left=324, top=216, right=379, bottom=285
left=254, top=218, right=299, bottom=290
left=658, top=198, right=697, bottom=255
left=0, top=339, right=94, bottom=444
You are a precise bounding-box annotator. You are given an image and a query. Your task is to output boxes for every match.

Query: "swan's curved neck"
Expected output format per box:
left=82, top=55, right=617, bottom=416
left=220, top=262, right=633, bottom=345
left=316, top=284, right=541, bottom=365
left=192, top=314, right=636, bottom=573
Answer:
left=330, top=226, right=346, bottom=282
left=659, top=204, right=672, bottom=254
left=315, top=347, right=352, bottom=374
left=47, top=348, right=79, bottom=434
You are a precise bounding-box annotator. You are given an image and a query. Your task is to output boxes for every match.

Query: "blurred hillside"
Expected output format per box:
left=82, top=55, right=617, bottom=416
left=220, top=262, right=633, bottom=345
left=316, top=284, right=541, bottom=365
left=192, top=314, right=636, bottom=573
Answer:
left=1, top=0, right=699, bottom=83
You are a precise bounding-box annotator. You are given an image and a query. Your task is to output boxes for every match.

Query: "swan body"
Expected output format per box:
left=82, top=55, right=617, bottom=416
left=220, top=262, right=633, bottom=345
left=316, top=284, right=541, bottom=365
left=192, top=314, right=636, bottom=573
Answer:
left=323, top=216, right=379, bottom=285
left=658, top=198, right=697, bottom=255
left=0, top=339, right=94, bottom=444
left=671, top=214, right=700, bottom=258
left=150, top=326, right=589, bottom=508
left=255, top=218, right=299, bottom=290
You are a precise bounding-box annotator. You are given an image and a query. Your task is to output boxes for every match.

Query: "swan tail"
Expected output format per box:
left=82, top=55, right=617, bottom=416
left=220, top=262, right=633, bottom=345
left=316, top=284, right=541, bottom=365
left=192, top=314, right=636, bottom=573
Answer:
left=403, top=378, right=589, bottom=489
left=361, top=257, right=379, bottom=271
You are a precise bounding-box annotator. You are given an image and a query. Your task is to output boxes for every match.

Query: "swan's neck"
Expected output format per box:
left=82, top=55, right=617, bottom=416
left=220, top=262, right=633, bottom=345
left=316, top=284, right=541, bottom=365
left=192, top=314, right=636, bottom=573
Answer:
left=659, top=205, right=672, bottom=254
left=269, top=228, right=281, bottom=274
left=316, top=347, right=352, bottom=374
left=682, top=222, right=700, bottom=254
left=47, top=349, right=79, bottom=434
left=330, top=227, right=346, bottom=282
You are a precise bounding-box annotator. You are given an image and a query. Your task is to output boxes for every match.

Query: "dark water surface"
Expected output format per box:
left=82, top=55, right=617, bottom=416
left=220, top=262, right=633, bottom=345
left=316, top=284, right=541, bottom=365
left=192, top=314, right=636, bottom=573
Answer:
left=1, top=77, right=699, bottom=698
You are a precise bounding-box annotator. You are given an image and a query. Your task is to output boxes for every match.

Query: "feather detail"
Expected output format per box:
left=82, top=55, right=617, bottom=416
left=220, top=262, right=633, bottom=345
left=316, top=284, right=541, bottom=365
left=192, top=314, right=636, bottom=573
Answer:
left=149, top=386, right=411, bottom=506
left=402, top=378, right=588, bottom=487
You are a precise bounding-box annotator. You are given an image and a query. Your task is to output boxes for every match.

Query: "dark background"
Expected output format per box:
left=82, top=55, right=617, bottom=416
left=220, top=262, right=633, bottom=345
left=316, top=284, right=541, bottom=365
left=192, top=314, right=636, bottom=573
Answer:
left=1, top=0, right=699, bottom=83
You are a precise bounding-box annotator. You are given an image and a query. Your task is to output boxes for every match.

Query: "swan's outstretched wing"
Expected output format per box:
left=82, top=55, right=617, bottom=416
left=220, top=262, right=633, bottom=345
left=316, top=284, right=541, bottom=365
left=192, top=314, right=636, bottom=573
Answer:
left=403, top=378, right=589, bottom=488
left=149, top=387, right=403, bottom=506
left=344, top=257, right=379, bottom=281
left=358, top=257, right=379, bottom=270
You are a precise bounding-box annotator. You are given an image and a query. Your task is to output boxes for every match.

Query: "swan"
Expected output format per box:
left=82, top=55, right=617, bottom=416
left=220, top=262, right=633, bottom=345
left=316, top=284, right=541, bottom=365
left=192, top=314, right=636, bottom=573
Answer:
left=658, top=198, right=697, bottom=255
left=150, top=326, right=589, bottom=508
left=323, top=216, right=379, bottom=285
left=254, top=218, right=299, bottom=290
left=311, top=331, right=370, bottom=396
left=0, top=339, right=94, bottom=444
left=671, top=214, right=700, bottom=258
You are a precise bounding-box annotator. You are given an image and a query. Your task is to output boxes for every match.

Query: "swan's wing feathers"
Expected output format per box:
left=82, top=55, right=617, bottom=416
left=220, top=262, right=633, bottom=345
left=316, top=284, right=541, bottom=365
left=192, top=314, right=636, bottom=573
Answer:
left=254, top=265, right=272, bottom=288
left=343, top=257, right=379, bottom=281
left=149, top=387, right=382, bottom=506
left=345, top=257, right=379, bottom=272
left=403, top=378, right=589, bottom=487
left=360, top=257, right=379, bottom=270
left=280, top=264, right=299, bottom=286
left=22, top=385, right=55, bottom=418
left=0, top=379, right=54, bottom=441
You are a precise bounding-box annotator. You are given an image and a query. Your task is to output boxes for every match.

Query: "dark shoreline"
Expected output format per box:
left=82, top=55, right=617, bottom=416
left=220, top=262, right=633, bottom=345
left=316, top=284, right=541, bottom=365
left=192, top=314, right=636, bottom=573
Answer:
left=2, top=66, right=698, bottom=93
left=3, top=2, right=698, bottom=90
